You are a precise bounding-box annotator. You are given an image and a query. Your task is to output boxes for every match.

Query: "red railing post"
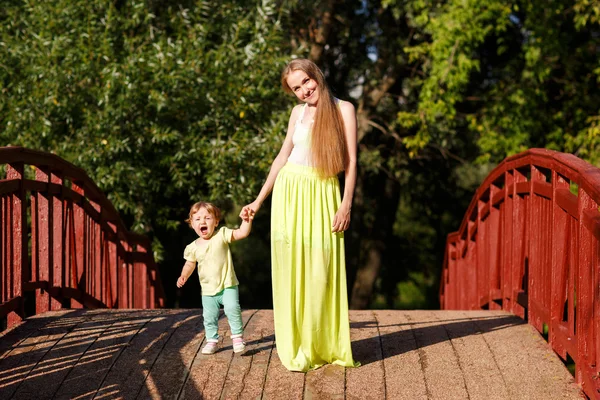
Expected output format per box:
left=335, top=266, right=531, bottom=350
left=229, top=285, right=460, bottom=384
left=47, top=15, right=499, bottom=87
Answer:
left=50, top=171, right=64, bottom=310
left=550, top=172, right=571, bottom=360
left=502, top=169, right=514, bottom=313
left=476, top=194, right=487, bottom=309
left=577, top=188, right=597, bottom=395
left=69, top=181, right=85, bottom=308
left=118, top=241, right=127, bottom=309
left=511, top=167, right=528, bottom=319
left=488, top=181, right=502, bottom=310
left=107, top=221, right=118, bottom=308
left=34, top=167, right=51, bottom=314
left=6, top=163, right=27, bottom=326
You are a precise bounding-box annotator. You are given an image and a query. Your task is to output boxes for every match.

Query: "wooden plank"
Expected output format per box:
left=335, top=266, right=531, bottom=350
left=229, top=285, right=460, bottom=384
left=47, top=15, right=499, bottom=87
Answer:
left=373, top=310, right=427, bottom=399
left=533, top=180, right=552, bottom=200
left=35, top=168, right=51, bottom=314
left=556, top=188, right=578, bottom=218
left=443, top=310, right=510, bottom=399
left=0, top=179, right=19, bottom=196
left=6, top=164, right=26, bottom=327
left=94, top=310, right=189, bottom=399
left=0, top=309, right=74, bottom=361
left=72, top=182, right=85, bottom=309
left=51, top=310, right=154, bottom=400
left=0, top=309, right=589, bottom=399
left=0, top=310, right=89, bottom=399
left=345, top=310, right=385, bottom=400
left=261, top=347, right=304, bottom=400
left=406, top=310, right=469, bottom=400
left=50, top=172, right=63, bottom=311
left=178, top=311, right=241, bottom=399
left=7, top=312, right=122, bottom=399
left=0, top=297, right=21, bottom=318
left=468, top=309, right=582, bottom=399
left=134, top=310, right=205, bottom=400
left=218, top=309, right=267, bottom=399
left=236, top=309, right=275, bottom=399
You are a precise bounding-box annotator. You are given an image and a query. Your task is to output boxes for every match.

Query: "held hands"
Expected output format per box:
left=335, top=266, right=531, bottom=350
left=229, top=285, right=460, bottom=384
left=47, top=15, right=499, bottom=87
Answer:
left=332, top=203, right=351, bottom=233
left=239, top=201, right=260, bottom=222
left=240, top=207, right=254, bottom=223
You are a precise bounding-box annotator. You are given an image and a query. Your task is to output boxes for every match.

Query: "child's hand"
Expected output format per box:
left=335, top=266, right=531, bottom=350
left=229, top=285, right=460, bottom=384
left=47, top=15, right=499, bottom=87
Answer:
left=240, top=207, right=255, bottom=223
left=240, top=203, right=258, bottom=221
left=176, top=276, right=186, bottom=288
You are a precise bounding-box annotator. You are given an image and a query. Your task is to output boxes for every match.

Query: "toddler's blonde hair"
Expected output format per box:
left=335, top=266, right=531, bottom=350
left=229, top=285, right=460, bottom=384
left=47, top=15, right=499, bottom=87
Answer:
left=185, top=202, right=221, bottom=227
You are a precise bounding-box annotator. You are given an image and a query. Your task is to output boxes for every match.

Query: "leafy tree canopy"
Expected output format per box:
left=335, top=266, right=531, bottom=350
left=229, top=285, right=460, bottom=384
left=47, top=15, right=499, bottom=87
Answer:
left=0, top=0, right=290, bottom=239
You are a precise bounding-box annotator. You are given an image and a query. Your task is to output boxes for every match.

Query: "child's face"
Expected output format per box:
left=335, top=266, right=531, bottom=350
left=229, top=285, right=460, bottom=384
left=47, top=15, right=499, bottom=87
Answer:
left=191, top=207, right=218, bottom=240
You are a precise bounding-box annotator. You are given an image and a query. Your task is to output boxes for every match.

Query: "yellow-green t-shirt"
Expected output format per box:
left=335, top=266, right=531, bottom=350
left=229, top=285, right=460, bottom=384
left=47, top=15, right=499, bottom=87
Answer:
left=183, top=226, right=239, bottom=296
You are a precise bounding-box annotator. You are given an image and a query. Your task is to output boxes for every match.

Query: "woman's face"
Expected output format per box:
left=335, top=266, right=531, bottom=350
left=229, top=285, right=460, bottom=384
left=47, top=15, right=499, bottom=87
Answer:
left=286, top=69, right=319, bottom=106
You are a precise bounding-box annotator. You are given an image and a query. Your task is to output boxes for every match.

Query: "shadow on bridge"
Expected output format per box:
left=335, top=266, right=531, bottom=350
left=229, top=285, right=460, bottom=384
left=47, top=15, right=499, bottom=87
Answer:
left=349, top=313, right=524, bottom=367
left=0, top=309, right=582, bottom=399
left=241, top=313, right=524, bottom=367
left=0, top=309, right=204, bottom=399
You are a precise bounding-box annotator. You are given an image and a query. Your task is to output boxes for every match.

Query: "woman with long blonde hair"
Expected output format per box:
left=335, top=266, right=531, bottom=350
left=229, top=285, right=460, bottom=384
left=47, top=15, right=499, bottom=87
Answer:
left=241, top=58, right=358, bottom=371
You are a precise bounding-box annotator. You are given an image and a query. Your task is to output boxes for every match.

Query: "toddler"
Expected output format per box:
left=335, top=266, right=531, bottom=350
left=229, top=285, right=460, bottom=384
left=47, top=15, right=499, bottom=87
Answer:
left=177, top=201, right=252, bottom=354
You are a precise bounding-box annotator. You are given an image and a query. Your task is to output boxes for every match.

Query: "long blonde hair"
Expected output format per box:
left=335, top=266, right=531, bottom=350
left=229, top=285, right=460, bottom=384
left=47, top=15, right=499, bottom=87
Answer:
left=281, top=59, right=348, bottom=178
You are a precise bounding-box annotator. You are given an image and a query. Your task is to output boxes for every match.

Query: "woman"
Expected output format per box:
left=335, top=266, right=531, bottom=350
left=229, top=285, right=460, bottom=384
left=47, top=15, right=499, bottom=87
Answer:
left=241, top=58, right=358, bottom=372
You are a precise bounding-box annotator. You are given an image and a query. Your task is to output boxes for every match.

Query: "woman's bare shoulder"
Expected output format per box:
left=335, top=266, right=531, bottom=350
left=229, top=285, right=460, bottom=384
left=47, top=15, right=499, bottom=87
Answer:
left=337, top=99, right=356, bottom=114
left=288, top=103, right=304, bottom=125
left=291, top=103, right=304, bottom=115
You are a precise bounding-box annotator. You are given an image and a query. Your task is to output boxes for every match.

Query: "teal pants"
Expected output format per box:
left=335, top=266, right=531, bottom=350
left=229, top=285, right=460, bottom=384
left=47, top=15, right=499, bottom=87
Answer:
left=202, top=285, right=243, bottom=340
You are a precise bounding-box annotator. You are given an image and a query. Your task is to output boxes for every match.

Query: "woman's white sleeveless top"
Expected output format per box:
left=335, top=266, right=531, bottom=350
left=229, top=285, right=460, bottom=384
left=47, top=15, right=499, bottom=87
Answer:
left=287, top=104, right=314, bottom=166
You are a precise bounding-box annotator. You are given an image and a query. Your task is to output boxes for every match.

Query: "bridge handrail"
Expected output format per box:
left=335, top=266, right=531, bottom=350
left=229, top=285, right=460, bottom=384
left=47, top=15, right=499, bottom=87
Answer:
left=440, top=148, right=600, bottom=398
left=0, top=146, right=165, bottom=330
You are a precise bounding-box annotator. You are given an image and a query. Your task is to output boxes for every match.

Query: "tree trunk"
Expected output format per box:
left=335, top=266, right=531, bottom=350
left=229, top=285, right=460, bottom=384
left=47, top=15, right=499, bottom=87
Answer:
left=350, top=238, right=384, bottom=309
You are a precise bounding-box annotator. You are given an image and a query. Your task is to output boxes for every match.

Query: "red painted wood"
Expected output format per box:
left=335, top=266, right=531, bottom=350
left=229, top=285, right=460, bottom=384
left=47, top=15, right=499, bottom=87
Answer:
left=576, top=189, right=594, bottom=396
left=6, top=164, right=25, bottom=326
left=50, top=172, right=63, bottom=311
left=488, top=183, right=501, bottom=310
left=34, top=168, right=51, bottom=314
left=442, top=148, right=600, bottom=400
left=550, top=172, right=569, bottom=360
left=502, top=170, right=514, bottom=313
left=0, top=146, right=165, bottom=330
left=2, top=191, right=7, bottom=305
left=72, top=182, right=85, bottom=307
left=108, top=236, right=117, bottom=308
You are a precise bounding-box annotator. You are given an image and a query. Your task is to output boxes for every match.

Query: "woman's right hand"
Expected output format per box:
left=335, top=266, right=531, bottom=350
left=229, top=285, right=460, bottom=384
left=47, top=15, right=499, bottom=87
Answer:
left=240, top=200, right=261, bottom=220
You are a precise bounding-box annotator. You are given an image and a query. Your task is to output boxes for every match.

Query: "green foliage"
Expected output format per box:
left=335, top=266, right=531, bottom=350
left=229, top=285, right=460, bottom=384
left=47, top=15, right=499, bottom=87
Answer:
left=395, top=0, right=600, bottom=167
left=0, top=0, right=291, bottom=241
left=3, top=0, right=600, bottom=311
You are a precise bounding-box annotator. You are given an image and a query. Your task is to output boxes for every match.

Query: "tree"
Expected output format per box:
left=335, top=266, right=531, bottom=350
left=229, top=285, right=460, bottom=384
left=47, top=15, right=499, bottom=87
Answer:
left=3, top=0, right=598, bottom=310
left=0, top=0, right=293, bottom=305
left=281, top=0, right=600, bottom=308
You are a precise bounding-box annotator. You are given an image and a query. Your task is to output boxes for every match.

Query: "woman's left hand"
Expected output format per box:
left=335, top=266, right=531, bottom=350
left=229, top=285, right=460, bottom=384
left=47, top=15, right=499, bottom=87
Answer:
left=332, top=204, right=351, bottom=232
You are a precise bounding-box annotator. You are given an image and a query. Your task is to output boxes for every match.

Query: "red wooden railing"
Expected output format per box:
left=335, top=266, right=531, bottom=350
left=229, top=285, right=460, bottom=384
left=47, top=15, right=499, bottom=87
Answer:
left=440, top=148, right=600, bottom=398
left=0, top=146, right=165, bottom=330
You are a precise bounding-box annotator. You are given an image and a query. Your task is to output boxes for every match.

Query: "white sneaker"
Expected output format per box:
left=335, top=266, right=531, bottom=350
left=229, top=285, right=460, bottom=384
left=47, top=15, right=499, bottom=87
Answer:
left=202, top=340, right=218, bottom=354
left=232, top=337, right=245, bottom=353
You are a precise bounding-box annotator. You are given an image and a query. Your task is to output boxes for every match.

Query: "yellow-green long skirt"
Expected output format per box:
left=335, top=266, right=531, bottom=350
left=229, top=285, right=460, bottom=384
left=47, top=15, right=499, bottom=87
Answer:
left=271, top=162, right=358, bottom=372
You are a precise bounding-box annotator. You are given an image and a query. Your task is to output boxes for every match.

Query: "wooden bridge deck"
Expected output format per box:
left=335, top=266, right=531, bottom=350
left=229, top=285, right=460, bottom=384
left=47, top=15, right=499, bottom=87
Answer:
left=0, top=309, right=584, bottom=399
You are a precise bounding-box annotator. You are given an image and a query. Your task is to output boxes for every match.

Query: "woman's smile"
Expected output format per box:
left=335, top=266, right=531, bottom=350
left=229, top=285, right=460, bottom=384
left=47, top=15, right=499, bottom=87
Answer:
left=286, top=69, right=319, bottom=105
